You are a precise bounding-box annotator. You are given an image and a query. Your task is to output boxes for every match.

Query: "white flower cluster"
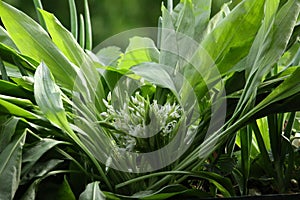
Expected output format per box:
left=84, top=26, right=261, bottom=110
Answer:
left=101, top=92, right=182, bottom=151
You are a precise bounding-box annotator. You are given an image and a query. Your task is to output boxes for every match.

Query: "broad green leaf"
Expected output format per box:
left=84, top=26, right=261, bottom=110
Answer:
left=34, top=62, right=112, bottom=190
left=34, top=62, right=72, bottom=132
left=174, top=0, right=195, bottom=38
left=0, top=130, right=26, bottom=200
left=193, top=0, right=211, bottom=42
left=56, top=176, right=76, bottom=200
left=118, top=37, right=159, bottom=70
left=21, top=159, right=64, bottom=185
left=0, top=43, right=37, bottom=72
left=22, top=138, right=64, bottom=176
left=95, top=46, right=122, bottom=66
left=0, top=116, right=19, bottom=152
left=40, top=9, right=88, bottom=68
left=0, top=1, right=78, bottom=90
left=79, top=181, right=105, bottom=200
left=201, top=0, right=265, bottom=75
left=131, top=62, right=177, bottom=94
left=0, top=95, right=34, bottom=109
left=20, top=179, right=40, bottom=200
left=159, top=5, right=178, bottom=68
left=235, top=0, right=299, bottom=115
left=39, top=10, right=106, bottom=111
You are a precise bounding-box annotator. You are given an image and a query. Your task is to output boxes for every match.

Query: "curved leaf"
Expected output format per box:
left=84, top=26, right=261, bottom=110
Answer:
left=0, top=130, right=26, bottom=200
left=0, top=1, right=78, bottom=90
left=79, top=181, right=105, bottom=200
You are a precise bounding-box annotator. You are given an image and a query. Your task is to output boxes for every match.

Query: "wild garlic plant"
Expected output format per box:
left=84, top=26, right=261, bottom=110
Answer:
left=101, top=91, right=182, bottom=152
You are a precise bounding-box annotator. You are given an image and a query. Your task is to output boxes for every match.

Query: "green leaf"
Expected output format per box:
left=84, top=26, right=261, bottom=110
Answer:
left=0, top=57, right=8, bottom=81
left=0, top=80, right=32, bottom=99
left=0, top=1, right=78, bottom=90
left=20, top=179, right=40, bottom=200
left=174, top=0, right=195, bottom=38
left=68, top=0, right=78, bottom=40
left=0, top=98, right=38, bottom=119
left=201, top=0, right=265, bottom=75
left=95, top=46, right=122, bottom=66
left=22, top=138, right=64, bottom=177
left=0, top=25, right=17, bottom=49
left=39, top=9, right=88, bottom=68
left=118, top=37, right=159, bottom=70
left=84, top=0, right=92, bottom=50
left=56, top=176, right=76, bottom=200
left=192, top=0, right=211, bottom=42
left=159, top=5, right=178, bottom=68
left=40, top=9, right=106, bottom=111
left=0, top=43, right=37, bottom=72
left=138, top=184, right=209, bottom=200
left=0, top=116, right=19, bottom=152
left=131, top=62, right=177, bottom=94
left=79, top=181, right=106, bottom=200
left=21, top=159, right=64, bottom=185
left=79, top=14, right=85, bottom=49
left=235, top=0, right=299, bottom=115
left=0, top=129, right=26, bottom=200
left=32, top=0, right=46, bottom=30
left=0, top=94, right=35, bottom=109
left=34, top=62, right=72, bottom=132
left=34, top=62, right=112, bottom=190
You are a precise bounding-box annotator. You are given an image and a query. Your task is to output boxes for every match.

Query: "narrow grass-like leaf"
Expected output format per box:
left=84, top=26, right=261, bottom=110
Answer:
left=159, top=5, right=178, bottom=68
left=84, top=0, right=92, bottom=50
left=0, top=130, right=26, bottom=200
left=117, top=170, right=234, bottom=197
left=0, top=57, right=8, bottom=81
left=239, top=126, right=252, bottom=195
left=68, top=0, right=78, bottom=40
left=32, top=0, right=46, bottom=30
left=251, top=122, right=274, bottom=177
left=0, top=98, right=38, bottom=119
left=79, top=14, right=85, bottom=49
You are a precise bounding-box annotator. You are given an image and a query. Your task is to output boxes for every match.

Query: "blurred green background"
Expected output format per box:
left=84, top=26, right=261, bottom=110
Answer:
left=3, top=0, right=179, bottom=46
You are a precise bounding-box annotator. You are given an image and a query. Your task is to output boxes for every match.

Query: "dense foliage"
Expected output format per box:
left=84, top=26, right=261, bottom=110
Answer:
left=0, top=0, right=300, bottom=199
